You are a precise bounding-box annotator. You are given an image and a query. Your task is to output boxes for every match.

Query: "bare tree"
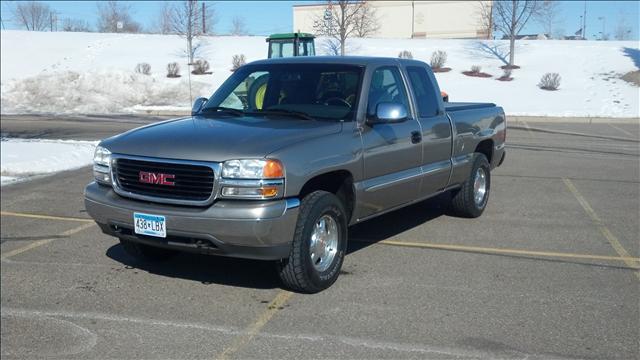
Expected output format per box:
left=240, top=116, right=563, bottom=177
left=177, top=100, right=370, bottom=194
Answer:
left=154, top=2, right=173, bottom=34
left=62, top=18, right=92, bottom=32
left=353, top=2, right=379, bottom=38
left=534, top=0, right=559, bottom=38
left=11, top=1, right=51, bottom=31
left=320, top=38, right=341, bottom=56
left=169, top=1, right=216, bottom=63
left=614, top=12, right=632, bottom=40
left=313, top=1, right=377, bottom=56
left=96, top=1, right=141, bottom=33
left=230, top=16, right=247, bottom=35
left=477, top=0, right=494, bottom=39
left=486, top=1, right=540, bottom=67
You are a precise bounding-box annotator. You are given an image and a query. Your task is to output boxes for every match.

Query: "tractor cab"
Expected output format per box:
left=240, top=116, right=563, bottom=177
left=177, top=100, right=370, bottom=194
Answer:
left=267, top=33, right=316, bottom=58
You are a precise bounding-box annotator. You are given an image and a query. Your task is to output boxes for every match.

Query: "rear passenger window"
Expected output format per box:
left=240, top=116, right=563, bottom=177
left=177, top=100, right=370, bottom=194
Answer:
left=407, top=66, right=439, bottom=117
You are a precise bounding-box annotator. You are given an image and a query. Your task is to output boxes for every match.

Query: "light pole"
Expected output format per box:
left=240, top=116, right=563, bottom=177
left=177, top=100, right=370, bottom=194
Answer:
left=597, top=16, right=606, bottom=40
left=579, top=15, right=583, bottom=38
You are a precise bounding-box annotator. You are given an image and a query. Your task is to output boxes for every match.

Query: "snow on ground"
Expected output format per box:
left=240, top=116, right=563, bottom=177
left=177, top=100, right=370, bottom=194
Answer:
left=1, top=138, right=97, bottom=185
left=1, top=30, right=638, bottom=117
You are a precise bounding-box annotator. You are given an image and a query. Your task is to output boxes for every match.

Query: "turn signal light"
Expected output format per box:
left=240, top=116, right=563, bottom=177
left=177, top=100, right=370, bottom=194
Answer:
left=263, top=160, right=284, bottom=178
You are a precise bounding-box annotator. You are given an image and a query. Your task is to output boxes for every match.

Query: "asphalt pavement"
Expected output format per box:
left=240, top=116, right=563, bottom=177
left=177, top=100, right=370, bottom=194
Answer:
left=1, top=116, right=639, bottom=359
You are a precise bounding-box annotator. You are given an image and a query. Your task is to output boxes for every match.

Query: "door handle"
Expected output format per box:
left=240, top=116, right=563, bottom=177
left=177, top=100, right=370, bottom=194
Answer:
left=411, top=131, right=422, bottom=144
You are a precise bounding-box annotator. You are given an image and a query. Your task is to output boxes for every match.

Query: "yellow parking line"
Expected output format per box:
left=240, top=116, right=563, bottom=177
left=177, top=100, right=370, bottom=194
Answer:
left=216, top=290, right=293, bottom=360
left=1, top=211, right=93, bottom=223
left=352, top=239, right=640, bottom=268
left=608, top=123, right=636, bottom=138
left=562, top=178, right=640, bottom=280
left=520, top=119, right=534, bottom=136
left=1, top=222, right=95, bottom=260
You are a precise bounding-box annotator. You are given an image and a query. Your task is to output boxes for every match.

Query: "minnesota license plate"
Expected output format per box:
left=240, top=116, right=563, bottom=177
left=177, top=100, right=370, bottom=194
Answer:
left=133, top=212, right=166, bottom=238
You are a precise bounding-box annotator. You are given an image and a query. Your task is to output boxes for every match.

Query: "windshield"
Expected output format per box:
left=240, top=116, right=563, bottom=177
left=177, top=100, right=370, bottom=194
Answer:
left=203, top=64, right=363, bottom=121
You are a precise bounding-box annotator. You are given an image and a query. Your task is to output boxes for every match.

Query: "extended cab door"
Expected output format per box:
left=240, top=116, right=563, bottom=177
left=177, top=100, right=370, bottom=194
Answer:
left=355, top=65, right=423, bottom=220
left=405, top=65, right=453, bottom=196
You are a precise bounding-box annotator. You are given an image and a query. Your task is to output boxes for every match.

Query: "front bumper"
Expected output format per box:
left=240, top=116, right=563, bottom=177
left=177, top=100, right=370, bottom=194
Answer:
left=84, top=182, right=299, bottom=260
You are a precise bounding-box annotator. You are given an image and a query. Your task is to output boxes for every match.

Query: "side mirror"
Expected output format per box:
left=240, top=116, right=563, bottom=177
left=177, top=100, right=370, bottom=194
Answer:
left=367, top=102, right=408, bottom=125
left=192, top=97, right=208, bottom=115
left=441, top=91, right=449, bottom=102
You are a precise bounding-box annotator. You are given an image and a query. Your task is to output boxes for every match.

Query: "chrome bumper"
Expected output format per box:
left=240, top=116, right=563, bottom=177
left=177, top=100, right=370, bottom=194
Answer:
left=84, top=182, right=299, bottom=260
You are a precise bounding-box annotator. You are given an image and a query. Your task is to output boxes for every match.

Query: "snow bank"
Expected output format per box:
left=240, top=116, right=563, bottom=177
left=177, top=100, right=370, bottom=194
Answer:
left=1, top=70, right=206, bottom=114
left=1, top=30, right=638, bottom=117
left=1, top=138, right=97, bottom=185
left=346, top=37, right=639, bottom=118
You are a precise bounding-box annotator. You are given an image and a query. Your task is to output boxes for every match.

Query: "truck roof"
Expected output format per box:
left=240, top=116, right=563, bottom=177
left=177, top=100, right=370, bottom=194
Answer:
left=248, top=56, right=430, bottom=67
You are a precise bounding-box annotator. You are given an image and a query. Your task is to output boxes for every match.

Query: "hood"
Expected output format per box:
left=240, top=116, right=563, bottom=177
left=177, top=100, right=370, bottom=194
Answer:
left=101, top=115, right=342, bottom=162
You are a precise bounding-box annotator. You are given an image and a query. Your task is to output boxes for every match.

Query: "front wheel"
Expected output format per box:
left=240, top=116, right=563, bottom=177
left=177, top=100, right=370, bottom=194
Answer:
left=451, top=154, right=491, bottom=218
left=277, top=191, right=348, bottom=293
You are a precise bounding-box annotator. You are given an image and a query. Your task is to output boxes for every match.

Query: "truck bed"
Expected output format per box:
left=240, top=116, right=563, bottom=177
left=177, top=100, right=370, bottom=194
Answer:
left=444, top=102, right=496, bottom=112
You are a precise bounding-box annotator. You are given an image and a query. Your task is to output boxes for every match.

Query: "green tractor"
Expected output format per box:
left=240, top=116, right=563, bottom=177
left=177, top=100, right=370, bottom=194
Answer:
left=239, top=33, right=317, bottom=110
left=266, top=32, right=316, bottom=58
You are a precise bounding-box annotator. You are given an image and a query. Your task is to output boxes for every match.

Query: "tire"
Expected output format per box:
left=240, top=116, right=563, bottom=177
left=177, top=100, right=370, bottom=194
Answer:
left=451, top=153, right=491, bottom=218
left=119, top=238, right=176, bottom=262
left=247, top=74, right=269, bottom=110
left=277, top=191, right=348, bottom=293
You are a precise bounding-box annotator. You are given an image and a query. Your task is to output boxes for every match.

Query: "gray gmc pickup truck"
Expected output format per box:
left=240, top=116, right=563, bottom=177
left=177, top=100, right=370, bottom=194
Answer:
left=85, top=56, right=506, bottom=293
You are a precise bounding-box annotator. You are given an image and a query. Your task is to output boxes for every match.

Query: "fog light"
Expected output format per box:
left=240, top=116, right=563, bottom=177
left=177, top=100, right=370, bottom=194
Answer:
left=93, top=170, right=111, bottom=184
left=222, top=187, right=278, bottom=198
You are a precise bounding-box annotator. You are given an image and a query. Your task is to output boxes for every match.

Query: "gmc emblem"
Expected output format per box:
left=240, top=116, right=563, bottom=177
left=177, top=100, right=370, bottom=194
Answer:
left=139, top=171, right=175, bottom=186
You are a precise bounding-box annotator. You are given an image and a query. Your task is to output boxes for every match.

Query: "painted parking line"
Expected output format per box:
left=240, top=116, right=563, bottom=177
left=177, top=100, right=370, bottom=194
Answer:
left=1, top=211, right=93, bottom=223
left=520, top=119, right=534, bottom=136
left=562, top=178, right=640, bottom=280
left=0, top=222, right=95, bottom=260
left=351, top=239, right=640, bottom=269
left=216, top=290, right=293, bottom=360
left=608, top=123, right=636, bottom=138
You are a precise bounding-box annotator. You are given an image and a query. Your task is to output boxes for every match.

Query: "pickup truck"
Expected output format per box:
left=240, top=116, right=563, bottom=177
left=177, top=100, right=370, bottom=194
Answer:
left=85, top=56, right=506, bottom=293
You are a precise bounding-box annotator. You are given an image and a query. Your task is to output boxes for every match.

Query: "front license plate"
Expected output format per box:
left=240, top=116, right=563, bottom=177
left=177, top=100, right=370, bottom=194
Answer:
left=134, top=212, right=166, bottom=238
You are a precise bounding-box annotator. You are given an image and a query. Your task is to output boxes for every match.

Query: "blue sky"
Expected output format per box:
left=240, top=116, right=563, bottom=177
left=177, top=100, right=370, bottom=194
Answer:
left=1, top=1, right=638, bottom=39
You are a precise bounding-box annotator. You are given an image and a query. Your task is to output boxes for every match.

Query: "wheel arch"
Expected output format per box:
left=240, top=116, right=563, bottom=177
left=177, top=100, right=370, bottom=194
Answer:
left=474, top=139, right=494, bottom=164
left=298, top=170, right=355, bottom=223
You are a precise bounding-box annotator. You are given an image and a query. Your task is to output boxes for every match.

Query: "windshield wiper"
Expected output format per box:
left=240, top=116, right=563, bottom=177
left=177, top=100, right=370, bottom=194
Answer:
left=200, top=106, right=245, bottom=116
left=248, top=109, right=314, bottom=121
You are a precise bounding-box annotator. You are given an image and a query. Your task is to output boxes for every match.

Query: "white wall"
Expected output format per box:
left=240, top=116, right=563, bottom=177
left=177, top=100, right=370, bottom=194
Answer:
left=293, top=1, right=491, bottom=39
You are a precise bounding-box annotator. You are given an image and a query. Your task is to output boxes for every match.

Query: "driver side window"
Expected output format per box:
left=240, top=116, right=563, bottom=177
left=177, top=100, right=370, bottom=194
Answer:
left=367, top=67, right=410, bottom=116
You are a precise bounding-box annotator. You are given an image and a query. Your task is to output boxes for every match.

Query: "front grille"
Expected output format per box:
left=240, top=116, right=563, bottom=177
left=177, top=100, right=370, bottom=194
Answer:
left=114, top=158, right=214, bottom=202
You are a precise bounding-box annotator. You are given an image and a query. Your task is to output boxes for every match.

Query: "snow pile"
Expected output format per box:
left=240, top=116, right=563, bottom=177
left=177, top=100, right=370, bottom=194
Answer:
left=347, top=37, right=639, bottom=118
left=1, top=30, right=638, bottom=117
left=1, top=70, right=206, bottom=114
left=1, top=138, right=98, bottom=185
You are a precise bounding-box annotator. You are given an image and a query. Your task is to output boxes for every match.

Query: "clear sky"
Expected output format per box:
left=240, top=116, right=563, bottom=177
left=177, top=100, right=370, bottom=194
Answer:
left=1, top=1, right=638, bottom=40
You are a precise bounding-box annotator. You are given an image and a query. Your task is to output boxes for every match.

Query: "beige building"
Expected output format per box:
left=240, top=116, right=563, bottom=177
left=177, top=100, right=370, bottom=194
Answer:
left=293, top=1, right=491, bottom=39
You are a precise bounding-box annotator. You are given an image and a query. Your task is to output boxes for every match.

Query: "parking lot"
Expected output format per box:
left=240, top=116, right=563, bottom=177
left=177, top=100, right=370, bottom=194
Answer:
left=1, top=118, right=639, bottom=359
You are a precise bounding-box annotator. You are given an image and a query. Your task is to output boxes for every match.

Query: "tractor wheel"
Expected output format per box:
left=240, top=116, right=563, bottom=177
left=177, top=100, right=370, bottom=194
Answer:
left=247, top=74, right=269, bottom=110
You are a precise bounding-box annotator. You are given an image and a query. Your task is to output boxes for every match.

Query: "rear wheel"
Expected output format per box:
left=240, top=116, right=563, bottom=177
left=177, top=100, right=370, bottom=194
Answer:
left=119, top=238, right=176, bottom=262
left=451, top=154, right=491, bottom=218
left=277, top=191, right=348, bottom=293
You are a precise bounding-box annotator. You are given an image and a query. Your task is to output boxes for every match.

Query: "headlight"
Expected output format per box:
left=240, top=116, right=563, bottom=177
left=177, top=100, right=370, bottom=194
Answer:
left=222, top=159, right=283, bottom=179
left=93, top=146, right=111, bottom=185
left=220, top=159, right=284, bottom=199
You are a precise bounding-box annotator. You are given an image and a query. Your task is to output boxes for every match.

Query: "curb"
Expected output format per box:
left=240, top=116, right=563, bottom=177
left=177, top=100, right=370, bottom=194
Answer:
left=508, top=116, right=640, bottom=124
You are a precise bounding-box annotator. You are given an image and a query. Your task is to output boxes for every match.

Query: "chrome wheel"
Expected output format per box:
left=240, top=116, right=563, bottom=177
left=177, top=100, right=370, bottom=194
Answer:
left=309, top=214, right=339, bottom=272
left=473, top=167, right=488, bottom=208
